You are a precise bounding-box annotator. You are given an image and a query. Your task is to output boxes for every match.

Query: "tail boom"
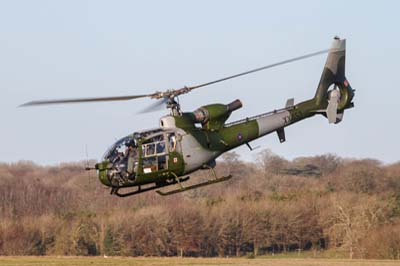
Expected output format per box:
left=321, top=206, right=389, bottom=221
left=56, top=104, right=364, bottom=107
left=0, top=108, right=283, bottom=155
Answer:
left=219, top=37, right=355, bottom=149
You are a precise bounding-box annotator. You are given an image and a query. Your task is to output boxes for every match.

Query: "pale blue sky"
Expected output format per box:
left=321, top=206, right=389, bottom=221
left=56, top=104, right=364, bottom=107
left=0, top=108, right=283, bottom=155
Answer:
left=1, top=0, right=399, bottom=164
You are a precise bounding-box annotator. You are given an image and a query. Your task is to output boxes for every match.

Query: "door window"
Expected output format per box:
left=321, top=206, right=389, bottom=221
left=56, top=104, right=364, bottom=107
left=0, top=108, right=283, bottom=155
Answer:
left=168, top=133, right=177, bottom=152
left=141, top=133, right=168, bottom=173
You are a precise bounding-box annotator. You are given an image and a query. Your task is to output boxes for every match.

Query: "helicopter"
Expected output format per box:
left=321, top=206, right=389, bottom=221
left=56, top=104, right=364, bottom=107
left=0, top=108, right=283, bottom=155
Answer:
left=21, top=37, right=354, bottom=197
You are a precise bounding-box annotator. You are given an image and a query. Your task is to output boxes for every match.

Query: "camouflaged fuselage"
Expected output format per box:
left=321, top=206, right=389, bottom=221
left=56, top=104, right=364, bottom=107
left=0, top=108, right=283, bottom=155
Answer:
left=97, top=37, right=354, bottom=190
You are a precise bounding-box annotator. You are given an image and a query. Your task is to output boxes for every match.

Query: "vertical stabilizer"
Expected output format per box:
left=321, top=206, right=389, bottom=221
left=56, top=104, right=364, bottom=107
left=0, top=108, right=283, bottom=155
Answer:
left=315, top=37, right=346, bottom=105
left=313, top=37, right=354, bottom=124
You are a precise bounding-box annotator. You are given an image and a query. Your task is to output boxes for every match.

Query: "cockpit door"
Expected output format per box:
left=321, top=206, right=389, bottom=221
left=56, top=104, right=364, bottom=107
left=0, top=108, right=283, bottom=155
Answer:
left=140, top=133, right=168, bottom=175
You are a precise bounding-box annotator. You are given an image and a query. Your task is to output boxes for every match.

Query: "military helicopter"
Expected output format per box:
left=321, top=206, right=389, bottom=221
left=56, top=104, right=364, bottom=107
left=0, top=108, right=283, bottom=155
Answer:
left=21, top=37, right=354, bottom=197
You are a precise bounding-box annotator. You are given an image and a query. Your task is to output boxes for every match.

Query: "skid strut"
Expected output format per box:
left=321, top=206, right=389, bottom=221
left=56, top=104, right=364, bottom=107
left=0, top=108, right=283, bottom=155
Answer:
left=156, top=167, right=232, bottom=196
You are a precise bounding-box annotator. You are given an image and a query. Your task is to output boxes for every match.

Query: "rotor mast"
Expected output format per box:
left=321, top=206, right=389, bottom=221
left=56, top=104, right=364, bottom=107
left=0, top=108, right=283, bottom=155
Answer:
left=166, top=97, right=181, bottom=116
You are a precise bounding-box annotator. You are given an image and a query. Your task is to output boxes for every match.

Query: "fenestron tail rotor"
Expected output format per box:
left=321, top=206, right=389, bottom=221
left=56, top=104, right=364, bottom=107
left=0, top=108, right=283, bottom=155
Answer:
left=19, top=48, right=330, bottom=111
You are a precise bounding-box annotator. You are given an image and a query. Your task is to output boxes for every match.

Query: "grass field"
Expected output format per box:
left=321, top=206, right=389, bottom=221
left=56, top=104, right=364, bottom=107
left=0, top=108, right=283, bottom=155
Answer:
left=0, top=257, right=399, bottom=266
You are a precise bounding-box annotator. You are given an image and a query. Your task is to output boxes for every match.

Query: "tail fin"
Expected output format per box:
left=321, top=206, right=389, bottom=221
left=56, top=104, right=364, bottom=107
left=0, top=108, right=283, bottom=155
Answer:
left=315, top=37, right=355, bottom=124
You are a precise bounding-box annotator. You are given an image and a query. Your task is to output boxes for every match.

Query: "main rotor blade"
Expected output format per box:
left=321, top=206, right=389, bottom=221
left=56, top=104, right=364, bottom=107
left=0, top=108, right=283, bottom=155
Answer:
left=19, top=94, right=154, bottom=107
left=138, top=97, right=169, bottom=114
left=187, top=49, right=330, bottom=91
left=20, top=47, right=330, bottom=107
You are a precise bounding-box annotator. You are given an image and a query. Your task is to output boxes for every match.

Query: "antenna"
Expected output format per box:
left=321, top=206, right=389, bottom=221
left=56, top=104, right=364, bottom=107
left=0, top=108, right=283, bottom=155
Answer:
left=84, top=144, right=94, bottom=187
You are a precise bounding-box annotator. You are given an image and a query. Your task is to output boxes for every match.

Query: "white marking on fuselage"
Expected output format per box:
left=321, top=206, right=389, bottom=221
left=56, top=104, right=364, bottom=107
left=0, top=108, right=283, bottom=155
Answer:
left=256, top=110, right=290, bottom=137
left=180, top=133, right=218, bottom=174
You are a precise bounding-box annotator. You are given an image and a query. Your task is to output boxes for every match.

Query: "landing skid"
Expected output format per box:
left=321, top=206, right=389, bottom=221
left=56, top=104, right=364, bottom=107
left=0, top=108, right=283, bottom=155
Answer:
left=156, top=166, right=232, bottom=196
left=156, top=175, right=232, bottom=196
left=111, top=176, right=190, bottom=197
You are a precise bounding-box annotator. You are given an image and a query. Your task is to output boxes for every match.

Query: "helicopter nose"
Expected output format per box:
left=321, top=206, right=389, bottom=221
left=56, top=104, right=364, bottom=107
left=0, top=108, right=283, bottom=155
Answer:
left=96, top=161, right=112, bottom=187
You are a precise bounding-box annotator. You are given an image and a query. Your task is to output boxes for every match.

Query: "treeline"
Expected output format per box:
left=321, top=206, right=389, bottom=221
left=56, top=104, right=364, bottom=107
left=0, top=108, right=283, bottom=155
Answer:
left=0, top=150, right=399, bottom=259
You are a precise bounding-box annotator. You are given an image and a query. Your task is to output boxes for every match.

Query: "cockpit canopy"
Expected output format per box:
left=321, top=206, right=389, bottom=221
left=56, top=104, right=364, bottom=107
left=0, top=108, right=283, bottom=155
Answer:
left=102, top=129, right=179, bottom=186
left=103, top=134, right=137, bottom=162
left=102, top=133, right=140, bottom=186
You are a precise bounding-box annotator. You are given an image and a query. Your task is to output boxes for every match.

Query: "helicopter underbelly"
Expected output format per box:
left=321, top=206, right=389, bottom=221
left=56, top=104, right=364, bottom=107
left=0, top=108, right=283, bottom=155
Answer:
left=180, top=133, right=219, bottom=174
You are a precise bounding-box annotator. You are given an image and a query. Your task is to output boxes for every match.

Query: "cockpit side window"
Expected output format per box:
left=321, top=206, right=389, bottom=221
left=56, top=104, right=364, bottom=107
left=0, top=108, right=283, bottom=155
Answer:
left=141, top=133, right=168, bottom=173
left=142, top=133, right=167, bottom=157
left=156, top=141, right=166, bottom=154
left=144, top=143, right=156, bottom=157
